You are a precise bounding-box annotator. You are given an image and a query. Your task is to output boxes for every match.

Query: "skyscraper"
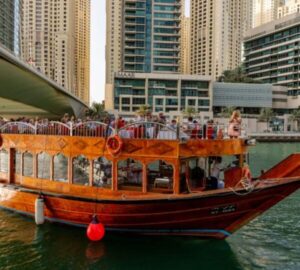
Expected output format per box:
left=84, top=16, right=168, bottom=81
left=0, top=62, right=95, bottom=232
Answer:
left=21, top=0, right=90, bottom=104
left=0, top=0, right=22, bottom=55
left=181, top=16, right=191, bottom=74
left=278, top=0, right=300, bottom=18
left=190, top=0, right=247, bottom=79
left=253, top=0, right=285, bottom=27
left=105, top=0, right=182, bottom=84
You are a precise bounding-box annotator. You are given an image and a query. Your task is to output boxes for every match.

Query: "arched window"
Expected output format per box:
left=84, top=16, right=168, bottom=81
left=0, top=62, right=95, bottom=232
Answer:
left=118, top=159, right=142, bottom=191
left=0, top=149, right=8, bottom=173
left=53, top=153, right=68, bottom=182
left=23, top=152, right=33, bottom=177
left=147, top=160, right=173, bottom=192
left=73, top=155, right=89, bottom=186
left=37, top=152, right=51, bottom=179
left=93, top=157, right=112, bottom=188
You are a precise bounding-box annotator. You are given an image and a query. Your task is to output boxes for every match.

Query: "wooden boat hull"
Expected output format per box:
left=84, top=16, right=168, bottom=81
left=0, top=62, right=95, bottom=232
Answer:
left=0, top=178, right=299, bottom=239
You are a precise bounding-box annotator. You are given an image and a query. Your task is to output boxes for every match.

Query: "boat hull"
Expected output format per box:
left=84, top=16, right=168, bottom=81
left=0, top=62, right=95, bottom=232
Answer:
left=0, top=179, right=299, bottom=239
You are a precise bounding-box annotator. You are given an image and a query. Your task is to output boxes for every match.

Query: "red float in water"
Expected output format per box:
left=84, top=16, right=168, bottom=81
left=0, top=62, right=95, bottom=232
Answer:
left=87, top=215, right=105, bottom=241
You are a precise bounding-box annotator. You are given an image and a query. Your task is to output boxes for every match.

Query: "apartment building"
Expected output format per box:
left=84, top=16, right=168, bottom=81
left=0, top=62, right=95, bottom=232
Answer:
left=244, top=13, right=300, bottom=109
left=22, top=0, right=90, bottom=104
left=0, top=0, right=22, bottom=55
left=190, top=0, right=248, bottom=79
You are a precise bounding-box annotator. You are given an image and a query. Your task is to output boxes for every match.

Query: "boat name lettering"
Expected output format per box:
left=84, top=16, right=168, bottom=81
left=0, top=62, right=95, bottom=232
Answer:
left=210, top=204, right=236, bottom=215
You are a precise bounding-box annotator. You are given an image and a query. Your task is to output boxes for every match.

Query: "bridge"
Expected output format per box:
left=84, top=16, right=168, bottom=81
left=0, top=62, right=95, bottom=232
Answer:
left=0, top=45, right=88, bottom=119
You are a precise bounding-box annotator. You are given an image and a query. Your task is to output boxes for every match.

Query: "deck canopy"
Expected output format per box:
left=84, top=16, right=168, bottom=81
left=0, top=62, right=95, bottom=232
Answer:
left=0, top=45, right=88, bottom=119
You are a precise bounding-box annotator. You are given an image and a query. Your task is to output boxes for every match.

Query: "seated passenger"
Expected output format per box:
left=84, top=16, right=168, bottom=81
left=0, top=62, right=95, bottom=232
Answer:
left=210, top=157, right=224, bottom=189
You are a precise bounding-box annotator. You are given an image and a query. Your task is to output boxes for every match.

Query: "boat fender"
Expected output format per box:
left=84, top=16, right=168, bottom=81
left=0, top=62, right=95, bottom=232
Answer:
left=87, top=215, right=105, bottom=241
left=107, top=135, right=123, bottom=155
left=35, top=195, right=45, bottom=225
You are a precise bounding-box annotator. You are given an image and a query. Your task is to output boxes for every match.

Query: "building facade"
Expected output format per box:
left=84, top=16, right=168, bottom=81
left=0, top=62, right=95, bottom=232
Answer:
left=0, top=0, right=22, bottom=55
left=253, top=0, right=285, bottom=28
left=106, top=0, right=182, bottom=84
left=278, top=0, right=300, bottom=18
left=21, top=0, right=90, bottom=104
left=190, top=0, right=247, bottom=79
left=112, top=73, right=212, bottom=117
left=181, top=16, right=190, bottom=74
left=244, top=13, right=300, bottom=109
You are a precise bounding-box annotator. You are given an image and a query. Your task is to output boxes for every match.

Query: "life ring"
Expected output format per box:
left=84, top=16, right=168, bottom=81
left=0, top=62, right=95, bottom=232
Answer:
left=107, top=135, right=123, bottom=155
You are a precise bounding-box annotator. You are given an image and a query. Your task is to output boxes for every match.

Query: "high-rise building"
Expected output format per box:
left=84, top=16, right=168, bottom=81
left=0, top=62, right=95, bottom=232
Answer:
left=278, top=0, right=300, bottom=18
left=181, top=16, right=191, bottom=74
left=190, top=0, right=247, bottom=79
left=253, top=0, right=285, bottom=28
left=106, top=0, right=182, bottom=83
left=0, top=0, right=22, bottom=55
left=244, top=13, right=300, bottom=108
left=21, top=0, right=90, bottom=104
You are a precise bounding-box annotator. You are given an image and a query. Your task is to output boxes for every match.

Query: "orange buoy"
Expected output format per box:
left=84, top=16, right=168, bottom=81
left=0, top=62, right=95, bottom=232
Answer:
left=107, top=135, right=123, bottom=155
left=87, top=215, right=105, bottom=242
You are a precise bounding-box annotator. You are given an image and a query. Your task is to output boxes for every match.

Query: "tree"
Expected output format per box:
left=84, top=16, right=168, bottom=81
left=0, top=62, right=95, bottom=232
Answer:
left=218, top=65, right=263, bottom=84
left=258, top=108, right=275, bottom=130
left=219, top=107, right=236, bottom=118
left=288, top=109, right=300, bottom=131
left=86, top=102, right=108, bottom=120
left=136, top=105, right=151, bottom=117
left=182, top=107, right=196, bottom=118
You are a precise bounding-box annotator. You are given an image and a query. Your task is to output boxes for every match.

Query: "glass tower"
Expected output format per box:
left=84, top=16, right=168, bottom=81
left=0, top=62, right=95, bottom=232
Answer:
left=0, top=0, right=22, bottom=55
left=123, top=0, right=181, bottom=73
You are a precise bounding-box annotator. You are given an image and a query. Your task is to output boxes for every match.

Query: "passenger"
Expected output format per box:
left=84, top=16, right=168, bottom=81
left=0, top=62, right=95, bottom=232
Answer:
left=228, top=110, right=242, bottom=138
left=210, top=157, right=224, bottom=189
left=206, top=120, right=215, bottom=139
left=168, top=119, right=177, bottom=130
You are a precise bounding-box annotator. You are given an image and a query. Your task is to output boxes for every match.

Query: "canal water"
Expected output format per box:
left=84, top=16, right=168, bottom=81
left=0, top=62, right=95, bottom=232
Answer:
left=0, top=143, right=299, bottom=270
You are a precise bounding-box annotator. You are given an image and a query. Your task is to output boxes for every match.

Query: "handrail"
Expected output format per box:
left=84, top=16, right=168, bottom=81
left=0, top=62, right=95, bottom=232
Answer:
left=0, top=122, right=36, bottom=134
left=118, top=121, right=178, bottom=140
left=72, top=121, right=115, bottom=137
left=0, top=121, right=248, bottom=140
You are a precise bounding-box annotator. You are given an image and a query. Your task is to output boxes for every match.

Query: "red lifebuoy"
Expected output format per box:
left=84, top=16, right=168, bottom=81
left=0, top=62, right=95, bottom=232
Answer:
left=107, top=135, right=123, bottom=155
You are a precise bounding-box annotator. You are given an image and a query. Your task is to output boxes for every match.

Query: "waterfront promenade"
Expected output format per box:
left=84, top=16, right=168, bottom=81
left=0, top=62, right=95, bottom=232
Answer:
left=249, top=132, right=300, bottom=142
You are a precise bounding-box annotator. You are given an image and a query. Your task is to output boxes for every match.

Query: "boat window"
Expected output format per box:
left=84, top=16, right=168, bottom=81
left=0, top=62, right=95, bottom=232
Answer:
left=118, top=159, right=142, bottom=191
left=182, top=158, right=206, bottom=192
left=15, top=151, right=21, bottom=175
left=93, top=157, right=112, bottom=188
left=147, top=160, right=173, bottom=192
left=23, top=152, right=33, bottom=177
left=53, top=154, right=68, bottom=182
left=0, top=149, right=8, bottom=173
left=73, top=155, right=90, bottom=186
left=37, top=152, right=51, bottom=179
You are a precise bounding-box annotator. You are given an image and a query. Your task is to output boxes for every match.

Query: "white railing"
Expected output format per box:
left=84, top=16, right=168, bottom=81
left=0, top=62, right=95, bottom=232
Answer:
left=0, top=121, right=248, bottom=140
left=72, top=121, right=114, bottom=137
left=118, top=121, right=179, bottom=140
left=37, top=121, right=71, bottom=136
left=0, top=122, right=36, bottom=134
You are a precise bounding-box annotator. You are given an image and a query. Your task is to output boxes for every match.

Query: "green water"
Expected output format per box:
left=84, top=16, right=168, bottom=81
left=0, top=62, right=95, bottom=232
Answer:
left=0, top=143, right=299, bottom=270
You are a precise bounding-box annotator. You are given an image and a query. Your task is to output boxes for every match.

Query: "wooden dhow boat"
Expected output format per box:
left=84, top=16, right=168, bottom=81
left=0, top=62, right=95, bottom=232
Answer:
left=0, top=121, right=299, bottom=239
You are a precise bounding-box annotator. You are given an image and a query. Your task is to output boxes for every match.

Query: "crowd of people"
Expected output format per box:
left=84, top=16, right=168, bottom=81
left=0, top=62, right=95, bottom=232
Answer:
left=0, top=110, right=243, bottom=139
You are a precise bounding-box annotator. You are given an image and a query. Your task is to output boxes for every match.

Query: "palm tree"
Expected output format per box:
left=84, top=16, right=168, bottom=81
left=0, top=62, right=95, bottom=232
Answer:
left=219, top=107, right=236, bottom=118
left=136, top=105, right=151, bottom=117
left=86, top=102, right=108, bottom=120
left=219, top=65, right=263, bottom=84
left=288, top=109, right=300, bottom=131
left=182, top=107, right=196, bottom=118
left=258, top=108, right=275, bottom=131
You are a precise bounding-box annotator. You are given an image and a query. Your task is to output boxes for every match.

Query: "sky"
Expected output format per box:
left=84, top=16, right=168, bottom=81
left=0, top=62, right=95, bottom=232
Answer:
left=90, top=0, right=190, bottom=104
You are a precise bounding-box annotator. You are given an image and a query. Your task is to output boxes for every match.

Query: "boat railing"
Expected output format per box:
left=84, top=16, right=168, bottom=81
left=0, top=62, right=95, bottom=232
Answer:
left=0, top=121, right=248, bottom=139
left=72, top=121, right=114, bottom=137
left=118, top=121, right=179, bottom=140
left=36, top=121, right=71, bottom=136
left=0, top=122, right=36, bottom=135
